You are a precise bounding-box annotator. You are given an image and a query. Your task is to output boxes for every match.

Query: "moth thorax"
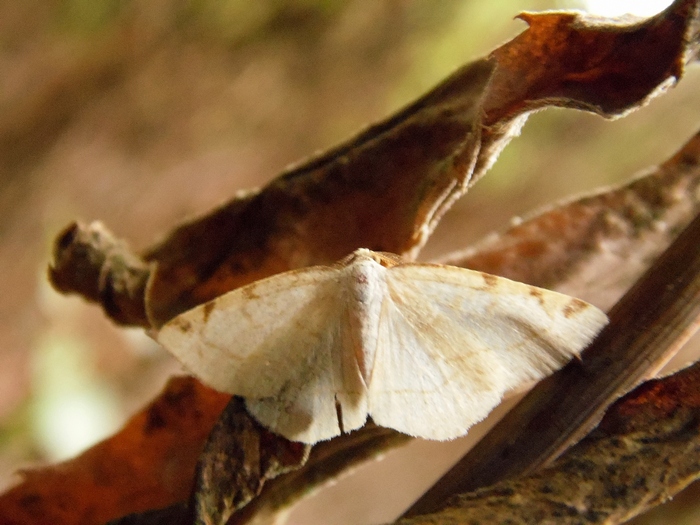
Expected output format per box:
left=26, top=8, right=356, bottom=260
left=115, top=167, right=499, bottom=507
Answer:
left=347, top=258, right=386, bottom=382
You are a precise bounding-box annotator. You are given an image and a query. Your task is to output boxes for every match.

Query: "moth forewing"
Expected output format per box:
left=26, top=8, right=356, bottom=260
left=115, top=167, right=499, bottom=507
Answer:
left=368, top=293, right=505, bottom=440
left=387, top=264, right=608, bottom=381
left=366, top=263, right=608, bottom=440
left=157, top=266, right=341, bottom=398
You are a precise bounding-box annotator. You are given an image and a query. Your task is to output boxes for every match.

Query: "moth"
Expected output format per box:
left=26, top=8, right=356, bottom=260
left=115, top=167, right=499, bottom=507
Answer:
left=157, top=248, right=608, bottom=444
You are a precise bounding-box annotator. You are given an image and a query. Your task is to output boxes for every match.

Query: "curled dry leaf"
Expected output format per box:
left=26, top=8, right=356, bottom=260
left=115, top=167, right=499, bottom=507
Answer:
left=394, top=360, right=700, bottom=525
left=144, top=0, right=699, bottom=328
left=3, top=2, right=697, bottom=525
left=141, top=60, right=492, bottom=327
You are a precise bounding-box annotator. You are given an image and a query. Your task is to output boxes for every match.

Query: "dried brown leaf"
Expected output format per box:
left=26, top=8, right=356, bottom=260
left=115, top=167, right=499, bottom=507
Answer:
left=141, top=59, right=493, bottom=327
left=48, top=1, right=700, bottom=330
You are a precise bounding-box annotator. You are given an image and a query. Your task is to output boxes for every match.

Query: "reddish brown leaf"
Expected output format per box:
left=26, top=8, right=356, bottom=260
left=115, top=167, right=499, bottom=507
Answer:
left=141, top=59, right=493, bottom=327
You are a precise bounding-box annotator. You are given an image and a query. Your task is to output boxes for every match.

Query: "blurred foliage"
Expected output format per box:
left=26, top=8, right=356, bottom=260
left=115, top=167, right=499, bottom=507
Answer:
left=53, top=0, right=124, bottom=34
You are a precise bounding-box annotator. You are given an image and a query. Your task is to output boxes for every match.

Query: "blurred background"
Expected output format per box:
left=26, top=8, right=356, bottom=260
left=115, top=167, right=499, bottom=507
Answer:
left=1, top=0, right=699, bottom=523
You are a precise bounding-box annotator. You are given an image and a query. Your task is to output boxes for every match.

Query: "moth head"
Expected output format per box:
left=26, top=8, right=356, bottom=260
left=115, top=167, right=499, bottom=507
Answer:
left=342, top=248, right=404, bottom=269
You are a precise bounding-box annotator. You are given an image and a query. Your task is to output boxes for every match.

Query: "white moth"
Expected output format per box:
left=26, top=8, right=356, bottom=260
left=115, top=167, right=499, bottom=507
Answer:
left=158, top=248, right=608, bottom=444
